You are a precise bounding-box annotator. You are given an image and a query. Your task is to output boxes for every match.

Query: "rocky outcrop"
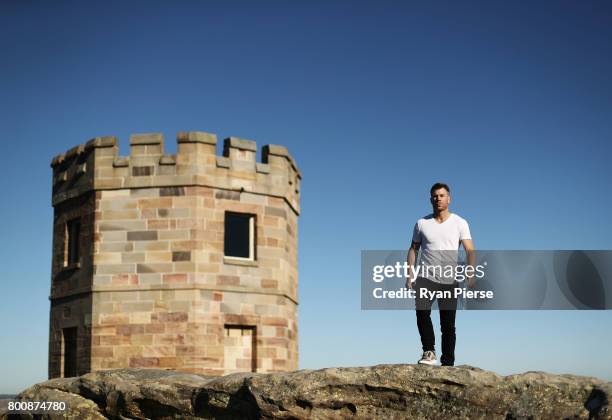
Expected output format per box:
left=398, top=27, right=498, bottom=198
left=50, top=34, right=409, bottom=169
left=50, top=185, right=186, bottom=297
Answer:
left=2, top=364, right=610, bottom=419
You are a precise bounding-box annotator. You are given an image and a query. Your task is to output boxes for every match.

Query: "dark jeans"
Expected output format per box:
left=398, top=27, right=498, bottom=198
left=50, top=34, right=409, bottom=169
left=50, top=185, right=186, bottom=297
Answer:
left=414, top=277, right=458, bottom=366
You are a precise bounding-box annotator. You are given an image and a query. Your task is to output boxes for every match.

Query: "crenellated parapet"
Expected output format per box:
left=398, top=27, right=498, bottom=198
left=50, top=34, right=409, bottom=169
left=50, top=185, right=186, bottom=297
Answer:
left=51, top=131, right=301, bottom=214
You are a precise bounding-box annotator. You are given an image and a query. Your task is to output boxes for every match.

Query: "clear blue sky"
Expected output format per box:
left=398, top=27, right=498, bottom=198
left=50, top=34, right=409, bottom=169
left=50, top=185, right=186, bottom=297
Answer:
left=1, top=0, right=611, bottom=394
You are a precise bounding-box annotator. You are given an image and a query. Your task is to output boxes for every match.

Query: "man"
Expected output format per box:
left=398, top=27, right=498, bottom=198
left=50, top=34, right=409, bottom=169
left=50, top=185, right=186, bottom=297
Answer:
left=405, top=182, right=475, bottom=366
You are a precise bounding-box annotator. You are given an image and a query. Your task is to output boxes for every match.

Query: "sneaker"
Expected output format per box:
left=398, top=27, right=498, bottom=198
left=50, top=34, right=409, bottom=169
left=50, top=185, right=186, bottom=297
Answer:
left=418, top=350, right=437, bottom=365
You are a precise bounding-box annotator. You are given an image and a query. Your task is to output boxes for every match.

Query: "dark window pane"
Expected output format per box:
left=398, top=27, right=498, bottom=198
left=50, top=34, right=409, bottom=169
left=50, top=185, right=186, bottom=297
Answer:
left=67, top=219, right=80, bottom=265
left=63, top=327, right=77, bottom=377
left=225, top=213, right=251, bottom=258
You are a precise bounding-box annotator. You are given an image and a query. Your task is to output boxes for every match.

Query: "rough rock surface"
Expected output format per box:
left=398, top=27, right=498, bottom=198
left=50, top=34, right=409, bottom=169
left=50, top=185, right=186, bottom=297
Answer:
left=1, top=364, right=610, bottom=419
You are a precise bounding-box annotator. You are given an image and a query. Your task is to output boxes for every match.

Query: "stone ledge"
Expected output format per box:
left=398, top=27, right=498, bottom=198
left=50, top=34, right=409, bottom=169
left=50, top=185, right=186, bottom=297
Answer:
left=7, top=365, right=611, bottom=419
left=49, top=284, right=299, bottom=306
left=224, top=136, right=257, bottom=152
left=58, top=261, right=81, bottom=273
left=223, top=256, right=258, bottom=267
left=263, top=144, right=301, bottom=175
left=86, top=136, right=118, bottom=149
left=177, top=131, right=217, bottom=145
left=51, top=136, right=117, bottom=168
left=52, top=180, right=300, bottom=216
left=130, top=133, right=164, bottom=145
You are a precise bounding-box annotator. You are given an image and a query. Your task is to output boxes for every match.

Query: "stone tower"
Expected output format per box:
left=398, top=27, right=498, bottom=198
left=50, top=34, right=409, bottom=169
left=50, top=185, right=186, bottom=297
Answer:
left=49, top=131, right=300, bottom=377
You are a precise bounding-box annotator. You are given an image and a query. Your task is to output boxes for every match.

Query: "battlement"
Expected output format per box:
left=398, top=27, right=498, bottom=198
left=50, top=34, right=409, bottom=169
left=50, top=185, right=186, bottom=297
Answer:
left=51, top=131, right=301, bottom=213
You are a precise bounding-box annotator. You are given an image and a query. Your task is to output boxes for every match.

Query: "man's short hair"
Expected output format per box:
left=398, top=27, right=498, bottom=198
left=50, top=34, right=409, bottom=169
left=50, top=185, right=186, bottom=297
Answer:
left=430, top=182, right=450, bottom=195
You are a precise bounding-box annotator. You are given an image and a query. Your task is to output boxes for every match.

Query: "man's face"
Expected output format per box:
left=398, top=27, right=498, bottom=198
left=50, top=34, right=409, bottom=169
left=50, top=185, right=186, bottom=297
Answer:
left=430, top=188, right=450, bottom=212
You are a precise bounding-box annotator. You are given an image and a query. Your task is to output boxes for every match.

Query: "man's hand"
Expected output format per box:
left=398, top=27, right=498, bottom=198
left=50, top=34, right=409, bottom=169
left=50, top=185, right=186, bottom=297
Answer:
left=466, top=276, right=476, bottom=288
left=405, top=277, right=413, bottom=290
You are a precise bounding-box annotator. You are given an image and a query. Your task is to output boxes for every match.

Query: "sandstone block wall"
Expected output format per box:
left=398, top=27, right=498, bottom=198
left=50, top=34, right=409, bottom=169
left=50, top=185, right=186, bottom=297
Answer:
left=49, top=131, right=300, bottom=377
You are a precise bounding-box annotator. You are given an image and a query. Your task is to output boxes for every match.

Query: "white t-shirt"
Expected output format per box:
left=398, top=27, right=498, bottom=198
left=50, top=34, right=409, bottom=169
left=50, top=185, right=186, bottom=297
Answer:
left=411, top=213, right=472, bottom=284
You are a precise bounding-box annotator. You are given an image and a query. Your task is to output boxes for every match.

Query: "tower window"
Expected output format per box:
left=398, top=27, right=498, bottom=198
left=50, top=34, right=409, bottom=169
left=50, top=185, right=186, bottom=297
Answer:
left=224, top=212, right=255, bottom=260
left=65, top=218, right=80, bottom=266
left=62, top=326, right=78, bottom=377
